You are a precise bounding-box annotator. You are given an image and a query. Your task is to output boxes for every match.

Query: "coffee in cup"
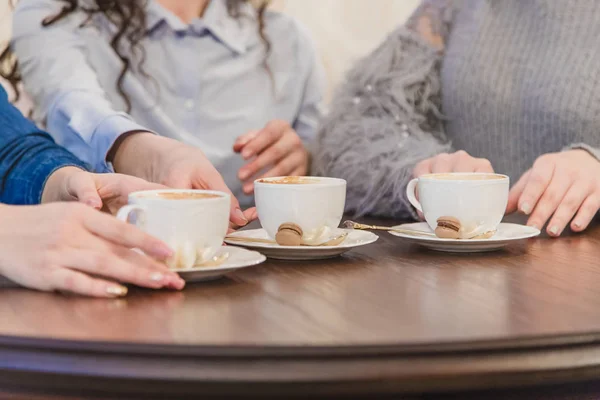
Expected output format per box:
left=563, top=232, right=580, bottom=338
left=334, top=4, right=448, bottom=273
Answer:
left=254, top=176, right=346, bottom=245
left=116, top=189, right=230, bottom=269
left=406, top=173, right=509, bottom=239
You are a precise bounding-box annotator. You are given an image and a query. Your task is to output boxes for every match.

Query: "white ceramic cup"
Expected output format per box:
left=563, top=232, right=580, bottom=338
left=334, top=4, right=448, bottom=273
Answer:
left=405, top=173, right=510, bottom=238
left=254, top=176, right=347, bottom=244
left=116, top=189, right=230, bottom=269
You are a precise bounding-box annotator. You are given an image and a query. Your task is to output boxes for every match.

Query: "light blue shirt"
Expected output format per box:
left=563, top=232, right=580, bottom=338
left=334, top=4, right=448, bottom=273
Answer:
left=12, top=0, right=325, bottom=205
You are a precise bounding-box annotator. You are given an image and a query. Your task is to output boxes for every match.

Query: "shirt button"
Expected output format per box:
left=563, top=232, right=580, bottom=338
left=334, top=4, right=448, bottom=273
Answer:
left=184, top=99, right=195, bottom=110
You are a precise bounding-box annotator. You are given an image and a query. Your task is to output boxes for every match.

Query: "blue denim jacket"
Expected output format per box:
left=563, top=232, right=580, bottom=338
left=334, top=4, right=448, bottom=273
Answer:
left=0, top=86, right=87, bottom=204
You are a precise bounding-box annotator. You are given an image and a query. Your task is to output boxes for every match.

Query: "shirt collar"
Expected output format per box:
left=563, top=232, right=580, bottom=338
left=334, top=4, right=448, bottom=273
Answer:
left=146, top=0, right=256, bottom=54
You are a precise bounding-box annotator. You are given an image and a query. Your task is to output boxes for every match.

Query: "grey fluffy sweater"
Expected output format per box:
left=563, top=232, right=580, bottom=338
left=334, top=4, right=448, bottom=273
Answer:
left=314, top=0, right=600, bottom=219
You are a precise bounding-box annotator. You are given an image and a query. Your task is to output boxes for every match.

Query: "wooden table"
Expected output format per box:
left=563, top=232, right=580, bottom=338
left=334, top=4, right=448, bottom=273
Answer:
left=2, top=217, right=600, bottom=399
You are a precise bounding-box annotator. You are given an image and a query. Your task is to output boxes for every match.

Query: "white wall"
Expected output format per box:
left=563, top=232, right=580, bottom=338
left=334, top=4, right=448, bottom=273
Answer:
left=272, top=0, right=420, bottom=99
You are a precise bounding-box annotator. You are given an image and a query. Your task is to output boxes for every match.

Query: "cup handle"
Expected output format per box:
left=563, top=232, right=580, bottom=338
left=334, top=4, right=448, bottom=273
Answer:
left=116, top=205, right=146, bottom=227
left=405, top=178, right=423, bottom=212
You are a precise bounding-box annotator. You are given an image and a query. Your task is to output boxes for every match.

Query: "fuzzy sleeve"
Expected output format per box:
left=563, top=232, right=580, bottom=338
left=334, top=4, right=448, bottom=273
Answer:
left=313, top=1, right=459, bottom=220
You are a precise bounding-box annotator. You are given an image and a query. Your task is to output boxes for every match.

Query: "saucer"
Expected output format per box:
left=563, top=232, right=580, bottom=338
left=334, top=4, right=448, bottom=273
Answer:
left=224, top=229, right=379, bottom=260
left=389, top=222, right=540, bottom=253
left=174, top=246, right=266, bottom=283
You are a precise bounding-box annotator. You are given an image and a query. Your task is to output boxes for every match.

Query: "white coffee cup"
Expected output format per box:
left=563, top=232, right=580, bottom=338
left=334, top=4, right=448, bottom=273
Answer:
left=406, top=173, right=509, bottom=238
left=254, top=176, right=346, bottom=244
left=116, top=189, right=230, bottom=269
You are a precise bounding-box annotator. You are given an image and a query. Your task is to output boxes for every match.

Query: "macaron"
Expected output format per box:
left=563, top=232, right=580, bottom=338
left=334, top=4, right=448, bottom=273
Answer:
left=435, top=216, right=461, bottom=239
left=276, top=223, right=304, bottom=246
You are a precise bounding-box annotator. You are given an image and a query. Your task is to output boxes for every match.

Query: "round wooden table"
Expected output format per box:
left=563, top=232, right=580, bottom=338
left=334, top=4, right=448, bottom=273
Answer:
left=2, top=218, right=600, bottom=399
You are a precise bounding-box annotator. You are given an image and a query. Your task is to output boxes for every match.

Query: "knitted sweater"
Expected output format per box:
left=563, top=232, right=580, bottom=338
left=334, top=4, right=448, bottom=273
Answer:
left=314, top=0, right=600, bottom=219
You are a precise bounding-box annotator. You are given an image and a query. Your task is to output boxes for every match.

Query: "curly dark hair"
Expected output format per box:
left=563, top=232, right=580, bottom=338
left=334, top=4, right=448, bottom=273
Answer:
left=0, top=0, right=271, bottom=108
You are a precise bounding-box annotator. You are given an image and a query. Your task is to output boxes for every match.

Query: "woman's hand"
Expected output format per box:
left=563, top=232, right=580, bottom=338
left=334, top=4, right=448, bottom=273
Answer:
left=42, top=167, right=165, bottom=214
left=234, top=120, right=309, bottom=195
left=0, top=203, right=185, bottom=298
left=109, top=132, right=255, bottom=228
left=413, top=151, right=494, bottom=176
left=507, top=150, right=600, bottom=236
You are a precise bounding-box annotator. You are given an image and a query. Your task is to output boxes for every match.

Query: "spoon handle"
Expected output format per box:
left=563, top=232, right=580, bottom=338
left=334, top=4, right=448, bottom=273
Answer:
left=225, top=233, right=348, bottom=247
left=225, top=237, right=276, bottom=244
left=344, top=221, right=436, bottom=237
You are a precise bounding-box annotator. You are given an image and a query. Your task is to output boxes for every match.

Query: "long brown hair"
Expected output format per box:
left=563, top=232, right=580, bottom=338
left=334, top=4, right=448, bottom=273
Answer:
left=0, top=0, right=271, bottom=108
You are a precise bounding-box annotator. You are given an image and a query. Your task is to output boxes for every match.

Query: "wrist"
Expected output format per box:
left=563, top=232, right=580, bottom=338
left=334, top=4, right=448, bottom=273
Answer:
left=110, top=131, right=158, bottom=180
left=41, top=166, right=85, bottom=204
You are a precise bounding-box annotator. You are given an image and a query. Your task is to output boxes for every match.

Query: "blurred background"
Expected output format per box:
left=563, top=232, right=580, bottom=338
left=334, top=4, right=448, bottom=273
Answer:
left=0, top=0, right=420, bottom=107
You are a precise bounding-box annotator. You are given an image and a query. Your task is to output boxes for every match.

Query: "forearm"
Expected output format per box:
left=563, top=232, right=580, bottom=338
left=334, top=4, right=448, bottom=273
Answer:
left=313, top=27, right=451, bottom=219
left=46, top=91, right=152, bottom=172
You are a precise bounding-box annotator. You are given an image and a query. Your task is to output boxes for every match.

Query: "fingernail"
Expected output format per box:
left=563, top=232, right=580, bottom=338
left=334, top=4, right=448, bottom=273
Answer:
left=106, top=285, right=128, bottom=297
left=85, top=199, right=102, bottom=208
left=520, top=202, right=532, bottom=215
left=573, top=221, right=582, bottom=229
left=549, top=226, right=559, bottom=236
left=243, top=184, right=254, bottom=194
left=150, top=272, right=164, bottom=282
left=528, top=223, right=540, bottom=230
left=239, top=170, right=249, bottom=181
left=234, top=208, right=248, bottom=224
left=156, top=245, right=174, bottom=259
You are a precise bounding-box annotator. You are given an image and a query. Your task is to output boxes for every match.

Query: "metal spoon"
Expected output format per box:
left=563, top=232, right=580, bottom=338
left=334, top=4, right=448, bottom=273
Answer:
left=343, top=220, right=436, bottom=237
left=344, top=220, right=496, bottom=240
left=225, top=232, right=348, bottom=247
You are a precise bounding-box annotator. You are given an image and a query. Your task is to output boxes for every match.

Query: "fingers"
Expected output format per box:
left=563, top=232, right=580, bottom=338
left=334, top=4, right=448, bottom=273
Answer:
left=238, top=130, right=302, bottom=182
left=62, top=244, right=183, bottom=290
left=452, top=151, right=479, bottom=172
left=473, top=158, right=494, bottom=173
left=242, top=150, right=306, bottom=194
left=526, top=169, right=570, bottom=231
left=67, top=171, right=103, bottom=209
left=431, top=153, right=454, bottom=173
left=572, top=194, right=600, bottom=232
left=547, top=182, right=592, bottom=236
left=243, top=207, right=258, bottom=222
left=238, top=121, right=289, bottom=160
left=233, top=130, right=259, bottom=153
left=47, top=268, right=129, bottom=298
left=506, top=170, right=530, bottom=214
left=82, top=209, right=173, bottom=260
left=413, top=158, right=433, bottom=177
left=517, top=157, right=555, bottom=215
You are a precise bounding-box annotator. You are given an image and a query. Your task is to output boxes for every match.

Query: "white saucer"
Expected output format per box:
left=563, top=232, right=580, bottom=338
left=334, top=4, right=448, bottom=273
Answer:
left=389, top=222, right=541, bottom=253
left=174, top=246, right=265, bottom=283
left=224, top=229, right=379, bottom=260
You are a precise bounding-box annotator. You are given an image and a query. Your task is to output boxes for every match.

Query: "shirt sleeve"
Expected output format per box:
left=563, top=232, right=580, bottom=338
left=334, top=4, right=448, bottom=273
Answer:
left=0, top=86, right=88, bottom=205
left=11, top=0, right=151, bottom=173
left=312, top=26, right=453, bottom=220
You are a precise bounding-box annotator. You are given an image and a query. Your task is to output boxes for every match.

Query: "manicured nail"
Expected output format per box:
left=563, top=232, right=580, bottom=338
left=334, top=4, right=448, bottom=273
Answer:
left=573, top=221, right=582, bottom=229
left=243, top=184, right=254, bottom=194
left=234, top=208, right=248, bottom=224
left=549, top=226, right=559, bottom=236
left=239, top=170, right=249, bottom=180
left=150, top=272, right=164, bottom=282
left=520, top=202, right=532, bottom=215
left=106, top=285, right=128, bottom=297
left=528, top=222, right=540, bottom=230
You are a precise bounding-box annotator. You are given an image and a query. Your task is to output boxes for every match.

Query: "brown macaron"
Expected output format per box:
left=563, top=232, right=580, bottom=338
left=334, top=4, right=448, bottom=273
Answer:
left=275, top=223, right=304, bottom=246
left=435, top=216, right=461, bottom=239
